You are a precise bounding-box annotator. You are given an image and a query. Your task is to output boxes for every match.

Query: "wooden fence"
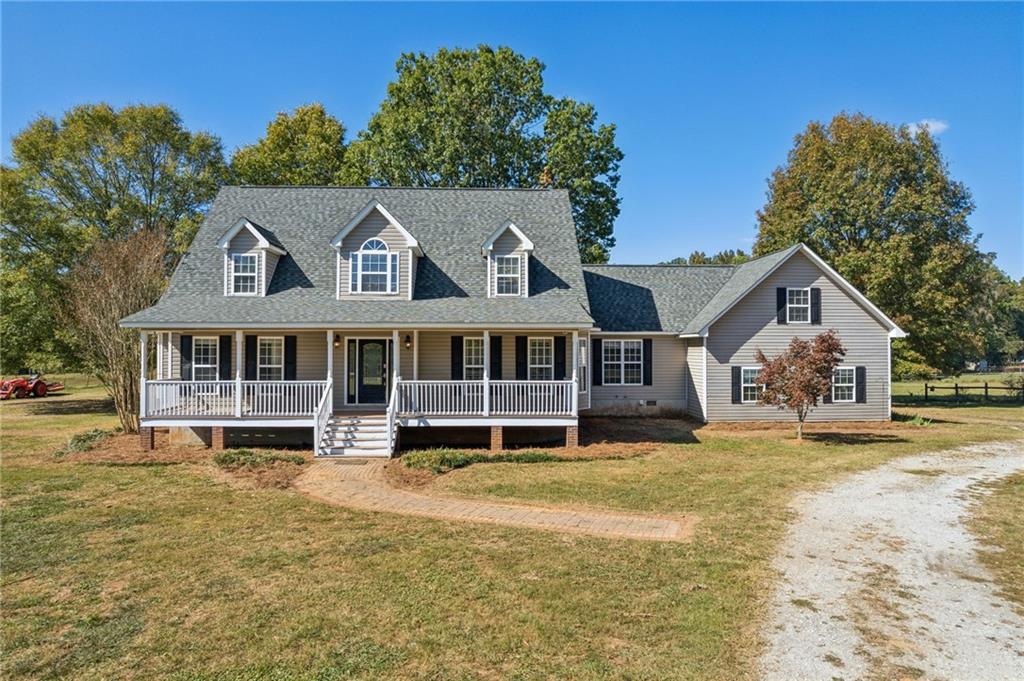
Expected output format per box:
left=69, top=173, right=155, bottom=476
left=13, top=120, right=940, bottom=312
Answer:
left=923, top=382, right=1024, bottom=402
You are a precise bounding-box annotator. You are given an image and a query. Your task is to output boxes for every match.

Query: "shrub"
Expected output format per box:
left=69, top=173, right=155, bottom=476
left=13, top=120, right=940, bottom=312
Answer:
left=53, top=428, right=114, bottom=458
left=402, top=448, right=562, bottom=474
left=213, top=449, right=306, bottom=469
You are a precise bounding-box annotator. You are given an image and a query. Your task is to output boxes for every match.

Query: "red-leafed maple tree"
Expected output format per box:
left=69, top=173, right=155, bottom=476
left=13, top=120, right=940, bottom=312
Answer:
left=755, top=330, right=847, bottom=440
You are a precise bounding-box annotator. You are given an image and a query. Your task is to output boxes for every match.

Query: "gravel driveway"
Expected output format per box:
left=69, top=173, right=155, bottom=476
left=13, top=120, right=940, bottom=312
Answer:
left=761, top=440, right=1024, bottom=680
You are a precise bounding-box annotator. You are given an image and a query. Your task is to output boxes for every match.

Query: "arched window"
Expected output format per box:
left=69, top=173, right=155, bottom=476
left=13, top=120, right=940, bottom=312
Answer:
left=350, top=238, right=399, bottom=294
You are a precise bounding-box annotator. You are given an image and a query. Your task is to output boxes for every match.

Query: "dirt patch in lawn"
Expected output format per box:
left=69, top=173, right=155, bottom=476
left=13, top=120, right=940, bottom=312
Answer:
left=60, top=432, right=209, bottom=466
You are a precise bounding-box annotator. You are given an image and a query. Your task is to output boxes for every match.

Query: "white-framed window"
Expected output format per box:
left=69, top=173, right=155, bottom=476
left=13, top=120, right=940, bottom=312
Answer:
left=741, top=366, right=762, bottom=403
left=832, top=367, right=855, bottom=403
left=231, top=253, right=258, bottom=295
left=193, top=337, right=219, bottom=381
left=464, top=337, right=484, bottom=380
left=495, top=255, right=521, bottom=296
left=258, top=337, right=284, bottom=381
left=603, top=339, right=643, bottom=385
left=528, top=337, right=553, bottom=381
left=350, top=238, right=400, bottom=294
left=578, top=338, right=588, bottom=392
left=787, top=287, right=810, bottom=323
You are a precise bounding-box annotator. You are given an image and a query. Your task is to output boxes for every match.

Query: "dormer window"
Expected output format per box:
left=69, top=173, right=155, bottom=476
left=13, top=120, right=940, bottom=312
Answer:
left=350, top=238, right=399, bottom=295
left=482, top=221, right=534, bottom=299
left=231, top=254, right=258, bottom=295
left=495, top=255, right=521, bottom=296
left=218, top=217, right=286, bottom=297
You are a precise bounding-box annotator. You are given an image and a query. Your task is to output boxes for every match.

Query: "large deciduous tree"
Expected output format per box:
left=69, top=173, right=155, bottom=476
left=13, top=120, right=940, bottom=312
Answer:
left=754, top=113, right=992, bottom=374
left=662, top=249, right=750, bottom=265
left=1, top=103, right=227, bottom=372
left=231, top=104, right=348, bottom=186
left=755, top=330, right=847, bottom=440
left=62, top=229, right=168, bottom=433
left=339, top=46, right=623, bottom=262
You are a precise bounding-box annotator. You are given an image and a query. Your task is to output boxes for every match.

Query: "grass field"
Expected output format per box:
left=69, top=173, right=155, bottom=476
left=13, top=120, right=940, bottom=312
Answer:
left=2, top=378, right=1021, bottom=680
left=892, top=371, right=1024, bottom=404
left=970, top=472, right=1024, bottom=616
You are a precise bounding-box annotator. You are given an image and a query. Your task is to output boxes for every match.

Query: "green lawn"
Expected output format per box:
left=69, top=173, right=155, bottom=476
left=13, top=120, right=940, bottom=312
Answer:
left=3, top=379, right=1021, bottom=680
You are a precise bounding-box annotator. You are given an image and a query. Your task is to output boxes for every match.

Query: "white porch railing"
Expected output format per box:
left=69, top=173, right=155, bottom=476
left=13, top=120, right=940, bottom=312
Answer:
left=314, top=382, right=333, bottom=455
left=144, top=380, right=329, bottom=418
left=395, top=379, right=575, bottom=417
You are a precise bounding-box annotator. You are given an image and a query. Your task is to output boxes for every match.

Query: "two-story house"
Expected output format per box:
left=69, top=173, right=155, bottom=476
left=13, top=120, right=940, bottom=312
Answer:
left=120, top=186, right=904, bottom=456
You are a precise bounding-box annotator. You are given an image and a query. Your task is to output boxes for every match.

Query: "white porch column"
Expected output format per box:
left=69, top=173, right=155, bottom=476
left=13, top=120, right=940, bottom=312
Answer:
left=155, top=332, right=163, bottom=380
left=139, top=331, right=148, bottom=418
left=483, top=330, right=491, bottom=416
left=391, top=329, right=400, bottom=384
left=571, top=331, right=579, bottom=415
left=234, top=330, right=243, bottom=417
left=326, top=330, right=334, bottom=381
left=413, top=330, right=419, bottom=379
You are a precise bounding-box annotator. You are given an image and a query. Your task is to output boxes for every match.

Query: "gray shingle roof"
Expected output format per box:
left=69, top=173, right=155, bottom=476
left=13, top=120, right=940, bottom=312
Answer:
left=122, top=186, right=594, bottom=328
left=582, top=244, right=803, bottom=334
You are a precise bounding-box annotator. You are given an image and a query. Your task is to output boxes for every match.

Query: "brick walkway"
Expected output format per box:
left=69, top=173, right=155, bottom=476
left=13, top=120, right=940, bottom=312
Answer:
left=294, top=459, right=694, bottom=542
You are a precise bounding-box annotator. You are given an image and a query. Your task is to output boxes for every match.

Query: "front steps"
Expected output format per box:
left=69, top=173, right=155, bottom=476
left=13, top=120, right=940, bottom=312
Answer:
left=319, top=412, right=393, bottom=457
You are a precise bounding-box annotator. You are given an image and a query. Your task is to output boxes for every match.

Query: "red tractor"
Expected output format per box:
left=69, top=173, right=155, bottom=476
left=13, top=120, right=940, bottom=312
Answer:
left=0, top=373, right=65, bottom=400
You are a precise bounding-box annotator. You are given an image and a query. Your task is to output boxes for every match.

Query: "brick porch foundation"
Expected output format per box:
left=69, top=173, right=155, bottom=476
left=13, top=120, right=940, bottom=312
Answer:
left=212, top=426, right=225, bottom=450
left=490, top=426, right=503, bottom=451
left=139, top=426, right=154, bottom=451
left=565, top=425, right=579, bottom=448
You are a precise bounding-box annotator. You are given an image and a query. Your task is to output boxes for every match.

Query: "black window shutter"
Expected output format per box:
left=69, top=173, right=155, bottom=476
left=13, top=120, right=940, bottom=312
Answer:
left=244, top=335, right=257, bottom=380
left=515, top=336, right=527, bottom=380
left=180, top=335, right=193, bottom=380
left=554, top=337, right=566, bottom=379
left=731, top=366, right=742, bottom=404
left=218, top=335, right=232, bottom=380
left=642, top=338, right=653, bottom=386
left=451, top=336, right=464, bottom=380
left=811, top=287, right=822, bottom=325
left=777, top=288, right=787, bottom=324
left=591, top=338, right=603, bottom=386
left=284, top=336, right=297, bottom=380
left=855, top=366, right=867, bottom=403
left=489, top=336, right=502, bottom=380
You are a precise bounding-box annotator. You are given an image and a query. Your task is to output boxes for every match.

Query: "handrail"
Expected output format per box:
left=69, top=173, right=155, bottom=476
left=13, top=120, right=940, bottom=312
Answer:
left=314, top=382, right=333, bottom=455
left=386, top=380, right=399, bottom=455
left=395, top=379, right=575, bottom=417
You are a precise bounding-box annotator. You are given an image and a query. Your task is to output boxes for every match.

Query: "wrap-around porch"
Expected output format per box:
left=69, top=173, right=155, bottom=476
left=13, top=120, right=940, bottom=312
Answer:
left=139, top=328, right=588, bottom=455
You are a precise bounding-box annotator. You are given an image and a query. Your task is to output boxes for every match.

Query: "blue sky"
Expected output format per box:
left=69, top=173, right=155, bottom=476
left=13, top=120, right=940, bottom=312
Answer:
left=3, top=2, right=1021, bottom=277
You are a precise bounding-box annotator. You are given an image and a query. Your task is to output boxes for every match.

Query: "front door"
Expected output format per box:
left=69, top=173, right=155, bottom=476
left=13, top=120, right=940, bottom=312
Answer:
left=357, top=339, right=388, bottom=404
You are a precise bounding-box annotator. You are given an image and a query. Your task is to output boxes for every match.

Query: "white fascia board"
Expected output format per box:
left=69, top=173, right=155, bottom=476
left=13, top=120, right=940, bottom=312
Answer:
left=331, top=200, right=422, bottom=255
left=481, top=221, right=535, bottom=255
left=218, top=218, right=286, bottom=255
left=590, top=331, right=679, bottom=336
left=120, top=321, right=597, bottom=330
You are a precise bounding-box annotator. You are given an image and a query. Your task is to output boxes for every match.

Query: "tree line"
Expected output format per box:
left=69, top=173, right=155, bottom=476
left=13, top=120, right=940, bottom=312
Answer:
left=2, top=46, right=1020, bottom=410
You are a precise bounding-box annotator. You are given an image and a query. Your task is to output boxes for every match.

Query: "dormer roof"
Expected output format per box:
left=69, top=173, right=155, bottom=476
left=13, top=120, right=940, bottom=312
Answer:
left=331, top=199, right=422, bottom=256
left=481, top=221, right=534, bottom=255
left=217, top=217, right=287, bottom=255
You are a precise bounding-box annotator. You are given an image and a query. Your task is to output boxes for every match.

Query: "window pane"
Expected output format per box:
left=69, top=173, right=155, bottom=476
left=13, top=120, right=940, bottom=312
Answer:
left=350, top=253, right=358, bottom=291
left=788, top=288, right=809, bottom=305
left=258, top=366, right=283, bottom=381
left=623, top=340, right=642, bottom=362
left=742, top=368, right=759, bottom=384
left=496, top=256, right=519, bottom=275
left=390, top=253, right=399, bottom=293
left=529, top=366, right=553, bottom=381
left=194, top=367, right=218, bottom=381
left=578, top=340, right=588, bottom=391
left=259, top=338, right=283, bottom=365
left=603, top=342, right=621, bottom=363
left=362, top=239, right=387, bottom=251
left=743, top=385, right=760, bottom=402
left=623, top=363, right=642, bottom=384
left=232, top=254, right=256, bottom=273
left=604, top=362, right=621, bottom=384
left=233, top=275, right=256, bottom=294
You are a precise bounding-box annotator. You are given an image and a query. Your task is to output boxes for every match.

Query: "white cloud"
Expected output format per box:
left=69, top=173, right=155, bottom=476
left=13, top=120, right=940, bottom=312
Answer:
left=907, top=118, right=949, bottom=136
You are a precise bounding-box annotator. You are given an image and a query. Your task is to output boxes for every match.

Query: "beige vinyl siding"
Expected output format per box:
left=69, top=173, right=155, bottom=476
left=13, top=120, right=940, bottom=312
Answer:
left=264, top=251, right=280, bottom=293
left=589, top=335, right=686, bottom=414
left=684, top=338, right=706, bottom=420
left=491, top=230, right=527, bottom=297
left=337, top=212, right=412, bottom=299
left=706, top=251, right=891, bottom=421
left=165, top=330, right=328, bottom=382
left=415, top=331, right=571, bottom=381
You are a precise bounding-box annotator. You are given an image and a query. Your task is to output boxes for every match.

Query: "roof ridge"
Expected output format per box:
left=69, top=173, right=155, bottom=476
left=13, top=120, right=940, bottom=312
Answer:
left=228, top=185, right=561, bottom=192
left=584, top=263, right=737, bottom=269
